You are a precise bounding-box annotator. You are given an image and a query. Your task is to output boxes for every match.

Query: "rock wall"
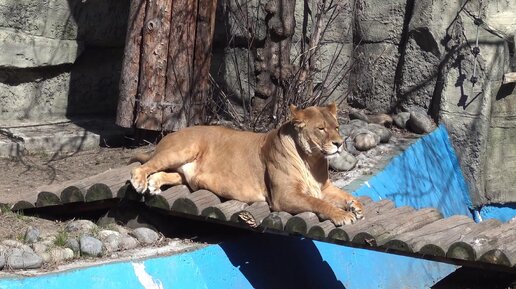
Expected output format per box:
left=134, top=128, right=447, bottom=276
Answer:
left=0, top=0, right=129, bottom=124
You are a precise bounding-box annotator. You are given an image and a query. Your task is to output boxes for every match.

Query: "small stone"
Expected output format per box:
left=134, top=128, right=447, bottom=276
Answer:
left=119, top=236, right=139, bottom=250
left=348, top=119, right=369, bottom=129
left=102, top=234, right=121, bottom=253
left=24, top=226, right=40, bottom=244
left=349, top=110, right=370, bottom=122
left=79, top=235, right=103, bottom=257
left=98, top=230, right=120, bottom=240
left=339, top=124, right=355, bottom=137
left=66, top=220, right=98, bottom=233
left=367, top=123, right=392, bottom=143
left=393, top=112, right=410, bottom=128
left=354, top=132, right=379, bottom=151
left=368, top=113, right=393, bottom=127
left=130, top=228, right=159, bottom=245
left=345, top=137, right=359, bottom=155
left=112, top=225, right=130, bottom=235
left=65, top=239, right=80, bottom=253
left=329, top=150, right=358, bottom=171
left=31, top=243, right=47, bottom=255
left=6, top=248, right=43, bottom=269
left=407, top=111, right=435, bottom=134
left=2, top=240, right=34, bottom=253
left=47, top=248, right=74, bottom=263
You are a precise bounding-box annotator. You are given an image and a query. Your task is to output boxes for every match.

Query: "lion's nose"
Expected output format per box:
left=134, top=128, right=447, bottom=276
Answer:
left=332, top=141, right=343, bottom=148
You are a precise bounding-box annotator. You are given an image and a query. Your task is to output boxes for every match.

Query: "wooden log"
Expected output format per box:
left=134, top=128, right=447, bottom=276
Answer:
left=478, top=230, right=516, bottom=267
left=503, top=72, right=516, bottom=84
left=35, top=192, right=61, bottom=207
left=231, top=201, right=271, bottom=228
left=162, top=0, right=198, bottom=131
left=357, top=196, right=373, bottom=206
left=307, top=220, right=336, bottom=240
left=383, top=215, right=474, bottom=255
left=60, top=186, right=85, bottom=203
left=145, top=185, right=191, bottom=210
left=117, top=183, right=144, bottom=201
left=85, top=183, right=113, bottom=202
left=342, top=206, right=415, bottom=243
left=171, top=189, right=221, bottom=215
left=202, top=200, right=249, bottom=221
left=11, top=201, right=34, bottom=211
left=446, top=219, right=502, bottom=261
left=353, top=208, right=443, bottom=247
left=135, top=0, right=173, bottom=130
left=285, top=212, right=320, bottom=235
left=116, top=0, right=147, bottom=128
left=261, top=212, right=293, bottom=231
left=363, top=199, right=396, bottom=218
left=327, top=199, right=395, bottom=243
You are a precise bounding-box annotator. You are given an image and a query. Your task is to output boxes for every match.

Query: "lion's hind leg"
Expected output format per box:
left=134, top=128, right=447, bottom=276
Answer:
left=147, top=172, right=185, bottom=195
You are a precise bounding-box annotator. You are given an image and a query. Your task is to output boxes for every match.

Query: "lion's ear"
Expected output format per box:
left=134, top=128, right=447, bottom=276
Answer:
left=327, top=102, right=337, bottom=117
left=289, top=104, right=306, bottom=128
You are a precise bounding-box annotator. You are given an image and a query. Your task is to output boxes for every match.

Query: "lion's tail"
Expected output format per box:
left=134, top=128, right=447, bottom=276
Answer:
left=128, top=152, right=152, bottom=164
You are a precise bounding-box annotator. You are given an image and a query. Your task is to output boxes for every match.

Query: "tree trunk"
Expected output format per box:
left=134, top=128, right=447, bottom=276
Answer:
left=116, top=0, right=147, bottom=128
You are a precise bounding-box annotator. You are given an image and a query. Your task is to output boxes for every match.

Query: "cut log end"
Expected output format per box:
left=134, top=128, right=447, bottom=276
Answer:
left=480, top=249, right=511, bottom=267
left=419, top=244, right=446, bottom=257
left=35, top=192, right=61, bottom=207
left=327, top=228, right=350, bottom=243
left=447, top=242, right=476, bottom=261
left=60, top=186, right=85, bottom=203
left=85, top=183, right=113, bottom=202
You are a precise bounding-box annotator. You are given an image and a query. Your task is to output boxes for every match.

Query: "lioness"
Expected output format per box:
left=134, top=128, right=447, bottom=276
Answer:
left=130, top=104, right=364, bottom=225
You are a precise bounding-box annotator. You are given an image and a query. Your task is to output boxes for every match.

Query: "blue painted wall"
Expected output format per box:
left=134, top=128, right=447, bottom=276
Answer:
left=0, top=234, right=457, bottom=289
left=478, top=203, right=516, bottom=223
left=353, top=125, right=473, bottom=218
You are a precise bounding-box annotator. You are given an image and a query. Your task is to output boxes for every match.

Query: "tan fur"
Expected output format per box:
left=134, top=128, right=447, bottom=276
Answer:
left=130, top=104, right=364, bottom=225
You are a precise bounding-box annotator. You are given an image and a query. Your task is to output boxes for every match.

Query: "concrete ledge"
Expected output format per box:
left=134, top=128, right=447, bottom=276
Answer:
left=0, top=29, right=83, bottom=68
left=0, top=118, right=130, bottom=158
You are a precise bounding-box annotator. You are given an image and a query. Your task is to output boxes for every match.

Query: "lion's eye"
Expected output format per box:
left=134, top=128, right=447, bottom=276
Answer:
left=335, top=127, right=339, bottom=131
left=318, top=127, right=325, bottom=131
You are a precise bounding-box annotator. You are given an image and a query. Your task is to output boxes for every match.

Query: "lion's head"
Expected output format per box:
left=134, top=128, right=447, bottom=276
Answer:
left=289, top=103, right=344, bottom=158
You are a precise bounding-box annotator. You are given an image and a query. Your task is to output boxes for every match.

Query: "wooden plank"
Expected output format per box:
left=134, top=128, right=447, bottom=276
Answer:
left=478, top=231, right=516, bottom=267
left=261, top=212, right=293, bottom=231
left=231, top=202, right=270, bottom=228
left=145, top=185, right=191, bottom=210
left=135, top=0, right=173, bottom=130
left=353, top=208, right=443, bottom=247
left=307, top=220, right=336, bottom=240
left=503, top=72, right=516, bottom=84
left=171, top=189, right=221, bottom=215
left=383, top=215, right=474, bottom=255
left=446, top=219, right=502, bottom=261
left=116, top=0, right=147, bottom=128
left=202, top=200, right=248, bottom=221
left=284, top=212, right=320, bottom=235
left=60, top=186, right=85, bottom=203
left=35, top=192, right=61, bottom=207
left=162, top=0, right=197, bottom=131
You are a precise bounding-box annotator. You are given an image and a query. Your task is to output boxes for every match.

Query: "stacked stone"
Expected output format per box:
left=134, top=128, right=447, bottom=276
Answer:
left=0, top=220, right=160, bottom=270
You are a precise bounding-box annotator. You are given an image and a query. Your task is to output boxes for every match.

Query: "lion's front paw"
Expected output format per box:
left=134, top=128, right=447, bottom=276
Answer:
left=349, top=199, right=364, bottom=220
left=147, top=173, right=163, bottom=195
left=130, top=167, right=148, bottom=193
left=330, top=209, right=357, bottom=226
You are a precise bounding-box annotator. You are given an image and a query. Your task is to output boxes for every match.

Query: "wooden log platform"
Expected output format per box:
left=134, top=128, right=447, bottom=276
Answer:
left=4, top=165, right=516, bottom=272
